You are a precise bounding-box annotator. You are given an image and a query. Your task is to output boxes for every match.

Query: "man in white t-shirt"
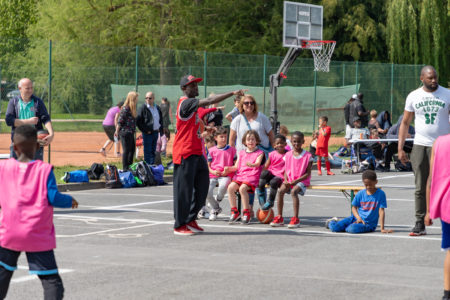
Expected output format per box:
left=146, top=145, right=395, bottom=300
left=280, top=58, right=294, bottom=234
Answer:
left=398, top=65, right=450, bottom=236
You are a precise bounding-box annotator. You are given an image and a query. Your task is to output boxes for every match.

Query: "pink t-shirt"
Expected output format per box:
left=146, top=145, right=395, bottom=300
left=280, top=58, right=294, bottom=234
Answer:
left=0, top=159, right=55, bottom=252
left=208, top=145, right=236, bottom=178
left=103, top=106, right=121, bottom=126
left=430, top=134, right=450, bottom=223
left=233, top=149, right=264, bottom=187
left=284, top=150, right=313, bottom=186
left=267, top=150, right=287, bottom=178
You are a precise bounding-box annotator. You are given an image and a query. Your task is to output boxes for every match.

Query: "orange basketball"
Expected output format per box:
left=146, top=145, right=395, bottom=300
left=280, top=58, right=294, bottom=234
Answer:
left=257, top=208, right=274, bottom=224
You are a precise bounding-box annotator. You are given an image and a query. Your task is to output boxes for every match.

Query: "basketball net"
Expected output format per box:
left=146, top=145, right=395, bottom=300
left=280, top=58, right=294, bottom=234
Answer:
left=302, top=40, right=336, bottom=72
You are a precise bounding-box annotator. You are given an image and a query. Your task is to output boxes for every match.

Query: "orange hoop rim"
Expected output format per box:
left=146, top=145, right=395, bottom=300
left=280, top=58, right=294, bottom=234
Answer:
left=301, top=40, right=336, bottom=48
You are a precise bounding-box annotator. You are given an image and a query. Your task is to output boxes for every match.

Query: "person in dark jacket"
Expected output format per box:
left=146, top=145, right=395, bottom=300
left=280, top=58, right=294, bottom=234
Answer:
left=136, top=92, right=165, bottom=165
left=5, top=78, right=54, bottom=160
left=383, top=114, right=415, bottom=171
left=376, top=110, right=392, bottom=135
left=349, top=93, right=369, bottom=128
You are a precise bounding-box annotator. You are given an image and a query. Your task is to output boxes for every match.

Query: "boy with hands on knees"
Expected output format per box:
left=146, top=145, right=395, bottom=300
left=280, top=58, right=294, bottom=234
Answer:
left=270, top=131, right=313, bottom=228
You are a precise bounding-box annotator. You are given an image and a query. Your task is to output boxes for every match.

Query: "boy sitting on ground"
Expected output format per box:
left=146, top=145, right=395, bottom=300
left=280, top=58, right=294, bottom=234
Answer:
left=326, top=170, right=393, bottom=234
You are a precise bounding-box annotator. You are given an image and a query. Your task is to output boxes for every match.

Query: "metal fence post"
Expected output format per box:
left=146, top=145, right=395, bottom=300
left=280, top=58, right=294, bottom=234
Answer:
left=135, top=46, right=139, bottom=92
left=355, top=61, right=359, bottom=93
left=203, top=51, right=207, bottom=97
left=342, top=63, right=345, bottom=86
left=312, top=70, right=317, bottom=132
left=390, top=63, right=394, bottom=118
left=263, top=54, right=267, bottom=114
left=48, top=40, right=52, bottom=163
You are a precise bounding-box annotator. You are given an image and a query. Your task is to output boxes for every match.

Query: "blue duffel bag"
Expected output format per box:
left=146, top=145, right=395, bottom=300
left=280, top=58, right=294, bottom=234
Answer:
left=119, top=171, right=137, bottom=188
left=150, top=164, right=165, bottom=185
left=62, top=170, right=89, bottom=183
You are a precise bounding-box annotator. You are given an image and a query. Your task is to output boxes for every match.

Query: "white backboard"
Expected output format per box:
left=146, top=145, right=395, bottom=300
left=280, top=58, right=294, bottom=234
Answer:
left=283, top=1, right=323, bottom=49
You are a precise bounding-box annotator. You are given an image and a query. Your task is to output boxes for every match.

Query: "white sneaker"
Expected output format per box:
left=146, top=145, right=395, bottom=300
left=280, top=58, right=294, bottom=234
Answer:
left=325, top=217, right=339, bottom=229
left=209, top=207, right=222, bottom=221
left=197, top=208, right=207, bottom=219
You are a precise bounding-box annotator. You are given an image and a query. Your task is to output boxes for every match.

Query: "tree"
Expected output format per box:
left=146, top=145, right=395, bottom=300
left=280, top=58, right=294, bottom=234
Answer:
left=386, top=0, right=449, bottom=84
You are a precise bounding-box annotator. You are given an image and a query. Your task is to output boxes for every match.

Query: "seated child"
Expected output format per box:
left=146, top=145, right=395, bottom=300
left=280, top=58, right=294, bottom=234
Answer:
left=257, top=134, right=287, bottom=210
left=198, top=134, right=217, bottom=219
left=325, top=170, right=393, bottom=234
left=0, top=125, right=78, bottom=299
left=270, top=131, right=313, bottom=228
left=227, top=130, right=265, bottom=224
left=206, top=127, right=236, bottom=221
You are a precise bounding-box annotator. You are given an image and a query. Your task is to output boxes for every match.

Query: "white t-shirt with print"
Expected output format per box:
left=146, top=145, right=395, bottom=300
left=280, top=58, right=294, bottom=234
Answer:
left=405, top=85, right=450, bottom=147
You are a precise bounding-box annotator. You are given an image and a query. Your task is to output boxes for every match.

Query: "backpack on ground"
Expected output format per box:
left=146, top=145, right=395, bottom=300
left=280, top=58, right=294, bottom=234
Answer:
left=105, top=164, right=123, bottom=188
left=136, top=161, right=156, bottom=186
left=62, top=170, right=89, bottom=183
left=87, top=163, right=104, bottom=180
left=119, top=171, right=137, bottom=188
left=150, top=164, right=165, bottom=185
left=395, top=160, right=412, bottom=172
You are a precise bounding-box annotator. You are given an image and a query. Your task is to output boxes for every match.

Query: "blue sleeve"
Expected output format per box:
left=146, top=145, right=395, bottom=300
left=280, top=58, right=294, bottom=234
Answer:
left=351, top=190, right=363, bottom=207
left=377, top=189, right=387, bottom=208
left=5, top=98, right=17, bottom=127
left=47, top=170, right=73, bottom=208
left=36, top=97, right=51, bottom=125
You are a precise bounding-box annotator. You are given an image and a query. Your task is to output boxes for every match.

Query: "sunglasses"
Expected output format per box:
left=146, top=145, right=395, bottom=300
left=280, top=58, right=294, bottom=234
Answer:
left=243, top=102, right=255, bottom=106
left=145, top=97, right=153, bottom=99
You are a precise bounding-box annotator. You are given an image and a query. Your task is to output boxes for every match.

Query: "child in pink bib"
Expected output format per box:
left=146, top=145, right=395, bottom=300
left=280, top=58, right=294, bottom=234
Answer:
left=257, top=134, right=287, bottom=210
left=0, top=125, right=78, bottom=299
left=227, top=130, right=265, bottom=225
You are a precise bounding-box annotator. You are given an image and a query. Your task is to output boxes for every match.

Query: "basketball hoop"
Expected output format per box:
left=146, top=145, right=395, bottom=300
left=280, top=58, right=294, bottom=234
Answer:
left=302, top=40, right=336, bottom=72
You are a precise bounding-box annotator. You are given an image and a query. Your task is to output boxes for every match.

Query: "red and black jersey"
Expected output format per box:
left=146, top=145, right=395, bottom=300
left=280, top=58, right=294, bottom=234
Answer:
left=172, top=96, right=203, bottom=164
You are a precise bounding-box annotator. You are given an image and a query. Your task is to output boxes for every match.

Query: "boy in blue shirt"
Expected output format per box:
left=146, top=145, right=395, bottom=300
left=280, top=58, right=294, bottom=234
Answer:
left=326, top=170, right=393, bottom=234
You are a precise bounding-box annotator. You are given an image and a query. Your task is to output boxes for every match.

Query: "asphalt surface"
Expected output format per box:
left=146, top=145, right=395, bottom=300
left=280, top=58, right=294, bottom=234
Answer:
left=6, top=171, right=445, bottom=300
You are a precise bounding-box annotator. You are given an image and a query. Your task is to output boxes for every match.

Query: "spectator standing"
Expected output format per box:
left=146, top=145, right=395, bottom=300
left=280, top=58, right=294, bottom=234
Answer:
left=159, top=97, right=173, bottom=157
left=349, top=93, right=369, bottom=129
left=398, top=65, right=450, bottom=236
left=5, top=78, right=54, bottom=160
left=115, top=91, right=138, bottom=171
left=136, top=92, right=165, bottom=165
left=99, top=101, right=123, bottom=157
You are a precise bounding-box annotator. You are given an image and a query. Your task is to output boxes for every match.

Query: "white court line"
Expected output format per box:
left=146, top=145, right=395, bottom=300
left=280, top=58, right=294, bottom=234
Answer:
left=56, top=222, right=168, bottom=237
left=70, top=192, right=170, bottom=197
left=322, top=173, right=414, bottom=186
left=96, top=199, right=172, bottom=209
left=55, top=213, right=440, bottom=241
left=12, top=267, right=74, bottom=284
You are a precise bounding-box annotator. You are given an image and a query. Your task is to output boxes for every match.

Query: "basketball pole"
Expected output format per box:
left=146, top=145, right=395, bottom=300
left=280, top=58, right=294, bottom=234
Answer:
left=269, top=47, right=302, bottom=134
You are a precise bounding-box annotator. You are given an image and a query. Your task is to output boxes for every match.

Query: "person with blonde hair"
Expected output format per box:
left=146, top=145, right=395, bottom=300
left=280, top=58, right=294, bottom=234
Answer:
left=115, top=91, right=138, bottom=170
left=229, top=95, right=274, bottom=156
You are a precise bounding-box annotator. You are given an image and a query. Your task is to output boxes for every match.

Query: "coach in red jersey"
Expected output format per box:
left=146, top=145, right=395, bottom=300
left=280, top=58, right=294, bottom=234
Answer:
left=173, top=75, right=245, bottom=236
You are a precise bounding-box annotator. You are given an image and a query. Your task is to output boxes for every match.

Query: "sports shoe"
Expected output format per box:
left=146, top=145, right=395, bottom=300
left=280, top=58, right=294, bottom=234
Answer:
left=209, top=208, right=222, bottom=221
left=262, top=200, right=274, bottom=211
left=270, top=215, right=284, bottom=227
left=325, top=217, right=338, bottom=229
left=197, top=208, right=207, bottom=219
left=187, top=220, right=204, bottom=233
left=327, top=171, right=335, bottom=175
left=229, top=208, right=240, bottom=224
left=409, top=221, right=426, bottom=236
left=241, top=209, right=251, bottom=224
left=288, top=217, right=300, bottom=228
left=174, top=225, right=195, bottom=236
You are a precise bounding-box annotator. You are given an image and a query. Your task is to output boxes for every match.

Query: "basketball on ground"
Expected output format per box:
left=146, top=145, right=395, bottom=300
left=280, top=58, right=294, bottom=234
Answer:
left=257, top=208, right=274, bottom=224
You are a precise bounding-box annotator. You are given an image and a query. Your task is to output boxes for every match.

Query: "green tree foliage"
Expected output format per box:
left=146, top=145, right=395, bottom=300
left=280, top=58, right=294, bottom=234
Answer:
left=386, top=0, right=449, bottom=84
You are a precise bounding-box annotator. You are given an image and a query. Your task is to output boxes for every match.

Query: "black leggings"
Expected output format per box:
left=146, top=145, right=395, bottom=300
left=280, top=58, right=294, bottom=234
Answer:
left=120, top=132, right=135, bottom=170
left=258, top=170, right=283, bottom=203
left=0, top=267, right=64, bottom=300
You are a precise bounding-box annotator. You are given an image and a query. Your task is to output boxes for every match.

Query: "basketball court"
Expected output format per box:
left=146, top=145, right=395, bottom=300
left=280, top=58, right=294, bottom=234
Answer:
left=5, top=172, right=443, bottom=299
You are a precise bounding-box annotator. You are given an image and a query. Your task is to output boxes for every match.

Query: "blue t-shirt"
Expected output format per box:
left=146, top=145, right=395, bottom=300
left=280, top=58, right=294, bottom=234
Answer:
left=351, top=188, right=387, bottom=229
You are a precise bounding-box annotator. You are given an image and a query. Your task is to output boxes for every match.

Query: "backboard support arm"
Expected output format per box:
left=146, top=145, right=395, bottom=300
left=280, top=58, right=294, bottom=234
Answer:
left=269, top=47, right=302, bottom=134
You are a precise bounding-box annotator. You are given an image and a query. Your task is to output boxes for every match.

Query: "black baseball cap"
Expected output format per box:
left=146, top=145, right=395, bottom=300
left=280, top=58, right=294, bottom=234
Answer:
left=180, top=75, right=203, bottom=88
left=353, top=116, right=361, bottom=122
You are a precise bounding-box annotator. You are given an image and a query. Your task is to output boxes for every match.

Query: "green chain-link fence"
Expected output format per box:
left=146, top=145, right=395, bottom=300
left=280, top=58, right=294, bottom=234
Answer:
left=1, top=38, right=426, bottom=132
